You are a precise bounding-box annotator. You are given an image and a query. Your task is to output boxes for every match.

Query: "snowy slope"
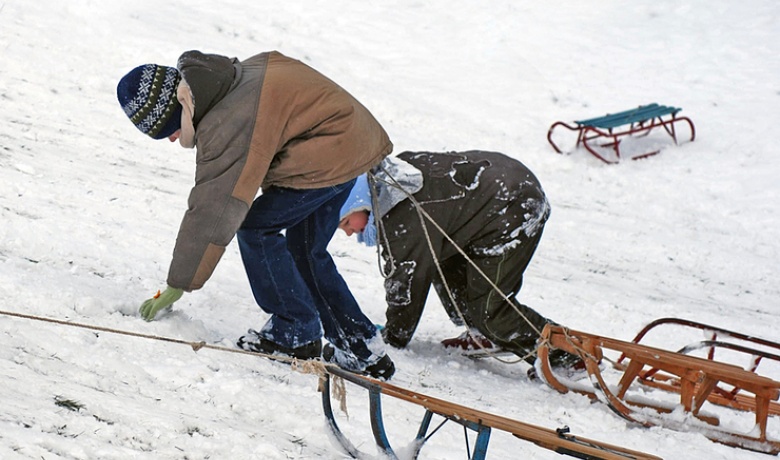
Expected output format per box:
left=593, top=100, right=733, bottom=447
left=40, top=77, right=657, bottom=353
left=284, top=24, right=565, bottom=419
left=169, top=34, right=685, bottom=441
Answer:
left=1, top=1, right=779, bottom=459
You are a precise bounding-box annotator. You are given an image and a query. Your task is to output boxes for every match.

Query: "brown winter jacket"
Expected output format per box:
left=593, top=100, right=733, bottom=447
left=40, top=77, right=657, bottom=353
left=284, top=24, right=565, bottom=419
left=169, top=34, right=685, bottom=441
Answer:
left=167, top=50, right=393, bottom=291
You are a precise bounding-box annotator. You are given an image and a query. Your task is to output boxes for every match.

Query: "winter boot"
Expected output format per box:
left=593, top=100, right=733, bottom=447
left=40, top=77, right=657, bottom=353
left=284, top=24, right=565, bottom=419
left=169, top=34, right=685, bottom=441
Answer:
left=441, top=328, right=501, bottom=352
left=237, top=329, right=322, bottom=360
left=527, top=349, right=588, bottom=381
left=322, top=343, right=395, bottom=381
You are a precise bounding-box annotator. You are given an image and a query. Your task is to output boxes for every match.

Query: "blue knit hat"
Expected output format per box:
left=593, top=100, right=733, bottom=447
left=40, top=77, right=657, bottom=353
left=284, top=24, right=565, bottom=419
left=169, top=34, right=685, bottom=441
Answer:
left=340, top=174, right=373, bottom=220
left=339, top=174, right=378, bottom=246
left=117, top=64, right=182, bottom=139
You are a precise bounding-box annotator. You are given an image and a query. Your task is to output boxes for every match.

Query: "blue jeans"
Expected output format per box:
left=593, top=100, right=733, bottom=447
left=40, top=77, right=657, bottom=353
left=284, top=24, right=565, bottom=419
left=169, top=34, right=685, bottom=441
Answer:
left=237, top=179, right=378, bottom=363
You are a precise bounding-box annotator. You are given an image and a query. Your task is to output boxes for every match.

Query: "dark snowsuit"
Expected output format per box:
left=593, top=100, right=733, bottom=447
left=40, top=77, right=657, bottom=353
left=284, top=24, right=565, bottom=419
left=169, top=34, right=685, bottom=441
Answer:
left=377, top=150, right=556, bottom=363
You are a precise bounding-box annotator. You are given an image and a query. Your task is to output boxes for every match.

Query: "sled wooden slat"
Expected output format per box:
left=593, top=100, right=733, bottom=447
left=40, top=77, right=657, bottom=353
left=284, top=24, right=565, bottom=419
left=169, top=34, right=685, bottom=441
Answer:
left=320, top=364, right=662, bottom=460
left=620, top=317, right=780, bottom=416
left=538, top=323, right=780, bottom=455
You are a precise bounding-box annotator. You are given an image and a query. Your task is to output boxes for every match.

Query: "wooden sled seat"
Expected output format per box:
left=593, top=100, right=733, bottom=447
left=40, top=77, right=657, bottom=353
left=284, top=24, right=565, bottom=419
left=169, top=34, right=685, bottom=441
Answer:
left=547, top=103, right=695, bottom=164
left=538, top=324, right=780, bottom=455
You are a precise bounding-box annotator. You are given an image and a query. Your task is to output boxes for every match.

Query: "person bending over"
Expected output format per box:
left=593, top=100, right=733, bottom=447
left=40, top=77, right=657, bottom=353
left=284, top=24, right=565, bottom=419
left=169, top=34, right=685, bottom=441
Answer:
left=338, top=150, right=579, bottom=372
left=117, top=50, right=394, bottom=379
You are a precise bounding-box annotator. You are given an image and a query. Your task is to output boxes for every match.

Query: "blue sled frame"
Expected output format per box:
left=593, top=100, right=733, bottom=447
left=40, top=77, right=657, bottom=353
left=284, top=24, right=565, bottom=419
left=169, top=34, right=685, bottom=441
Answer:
left=321, top=365, right=492, bottom=459
left=320, top=364, right=662, bottom=460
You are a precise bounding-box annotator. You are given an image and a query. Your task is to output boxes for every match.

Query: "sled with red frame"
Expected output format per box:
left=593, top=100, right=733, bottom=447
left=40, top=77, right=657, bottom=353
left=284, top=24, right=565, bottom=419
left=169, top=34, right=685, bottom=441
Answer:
left=547, top=103, right=695, bottom=164
left=320, top=363, right=662, bottom=459
left=537, top=320, right=780, bottom=455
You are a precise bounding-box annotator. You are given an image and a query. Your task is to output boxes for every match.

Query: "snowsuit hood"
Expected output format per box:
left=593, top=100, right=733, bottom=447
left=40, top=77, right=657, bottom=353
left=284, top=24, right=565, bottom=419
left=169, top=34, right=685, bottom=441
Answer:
left=372, top=155, right=424, bottom=218
left=339, top=156, right=424, bottom=221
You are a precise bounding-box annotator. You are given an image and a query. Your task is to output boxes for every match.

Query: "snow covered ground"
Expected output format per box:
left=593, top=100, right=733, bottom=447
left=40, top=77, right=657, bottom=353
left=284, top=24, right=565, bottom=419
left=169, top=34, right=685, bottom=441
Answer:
left=1, top=1, right=779, bottom=458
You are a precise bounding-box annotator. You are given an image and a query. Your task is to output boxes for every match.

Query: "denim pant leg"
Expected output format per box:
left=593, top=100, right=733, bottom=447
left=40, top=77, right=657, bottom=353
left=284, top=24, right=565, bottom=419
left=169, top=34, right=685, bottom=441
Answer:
left=237, top=186, right=353, bottom=348
left=286, top=182, right=382, bottom=366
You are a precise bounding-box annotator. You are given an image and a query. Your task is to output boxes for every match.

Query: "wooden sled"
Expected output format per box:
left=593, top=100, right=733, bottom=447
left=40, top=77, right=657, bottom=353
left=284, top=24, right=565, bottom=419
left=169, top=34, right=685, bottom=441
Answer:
left=547, top=103, right=695, bottom=164
left=537, top=323, right=780, bottom=455
left=619, top=317, right=780, bottom=417
left=320, top=364, right=661, bottom=460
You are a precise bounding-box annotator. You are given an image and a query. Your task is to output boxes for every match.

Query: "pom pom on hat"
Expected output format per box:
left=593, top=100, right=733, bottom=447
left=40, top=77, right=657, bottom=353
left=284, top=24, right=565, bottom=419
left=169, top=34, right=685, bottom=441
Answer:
left=117, top=64, right=182, bottom=139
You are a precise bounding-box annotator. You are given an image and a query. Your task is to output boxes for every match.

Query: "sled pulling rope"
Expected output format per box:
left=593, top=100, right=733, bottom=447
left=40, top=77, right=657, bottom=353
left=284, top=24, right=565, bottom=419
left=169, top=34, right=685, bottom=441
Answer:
left=0, top=308, right=658, bottom=459
left=0, top=308, right=297, bottom=361
left=537, top=321, right=780, bottom=455
left=8, top=308, right=777, bottom=456
left=320, top=363, right=661, bottom=460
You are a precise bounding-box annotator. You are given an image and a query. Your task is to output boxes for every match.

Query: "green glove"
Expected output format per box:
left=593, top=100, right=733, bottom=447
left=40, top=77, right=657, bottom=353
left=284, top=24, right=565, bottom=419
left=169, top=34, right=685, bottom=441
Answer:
left=139, top=286, right=184, bottom=321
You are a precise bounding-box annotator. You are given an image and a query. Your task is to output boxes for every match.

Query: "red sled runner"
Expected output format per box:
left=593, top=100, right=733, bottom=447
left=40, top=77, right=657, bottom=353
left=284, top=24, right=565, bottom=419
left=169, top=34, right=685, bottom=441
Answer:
left=547, top=103, right=695, bottom=164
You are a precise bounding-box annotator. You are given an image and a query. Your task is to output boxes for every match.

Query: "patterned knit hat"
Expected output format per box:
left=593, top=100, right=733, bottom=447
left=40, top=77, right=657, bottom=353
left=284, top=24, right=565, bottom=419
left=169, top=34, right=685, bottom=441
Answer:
left=117, top=64, right=182, bottom=139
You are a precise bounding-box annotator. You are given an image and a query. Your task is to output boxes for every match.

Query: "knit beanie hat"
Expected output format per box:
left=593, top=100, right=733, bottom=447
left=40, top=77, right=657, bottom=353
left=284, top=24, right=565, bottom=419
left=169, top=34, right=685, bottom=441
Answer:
left=117, top=64, right=183, bottom=139
left=339, top=174, right=373, bottom=221
left=339, top=174, right=378, bottom=247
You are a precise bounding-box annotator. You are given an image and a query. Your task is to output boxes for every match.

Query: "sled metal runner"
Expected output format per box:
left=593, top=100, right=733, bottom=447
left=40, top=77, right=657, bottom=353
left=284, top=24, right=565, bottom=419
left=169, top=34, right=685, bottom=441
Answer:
left=547, top=103, right=695, bottom=164
left=320, top=364, right=661, bottom=460
left=537, top=322, right=780, bottom=455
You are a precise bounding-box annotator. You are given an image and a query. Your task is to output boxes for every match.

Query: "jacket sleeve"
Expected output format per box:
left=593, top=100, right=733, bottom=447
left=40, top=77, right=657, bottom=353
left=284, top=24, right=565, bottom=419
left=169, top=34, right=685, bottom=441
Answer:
left=166, top=145, right=263, bottom=291
left=380, top=205, right=440, bottom=348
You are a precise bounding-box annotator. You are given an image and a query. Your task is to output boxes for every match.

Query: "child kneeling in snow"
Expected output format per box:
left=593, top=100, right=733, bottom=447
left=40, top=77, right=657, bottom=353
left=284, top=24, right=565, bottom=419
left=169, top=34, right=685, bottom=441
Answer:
left=338, top=150, right=580, bottom=371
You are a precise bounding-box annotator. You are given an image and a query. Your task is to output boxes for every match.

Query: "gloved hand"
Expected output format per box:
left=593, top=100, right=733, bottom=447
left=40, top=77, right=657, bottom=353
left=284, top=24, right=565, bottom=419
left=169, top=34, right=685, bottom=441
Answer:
left=139, top=286, right=184, bottom=321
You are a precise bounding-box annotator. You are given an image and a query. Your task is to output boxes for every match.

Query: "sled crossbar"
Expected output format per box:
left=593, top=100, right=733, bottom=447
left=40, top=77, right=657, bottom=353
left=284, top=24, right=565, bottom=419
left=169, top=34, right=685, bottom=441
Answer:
left=621, top=317, right=780, bottom=416
left=320, top=364, right=661, bottom=459
left=538, top=323, right=780, bottom=455
left=547, top=103, right=695, bottom=164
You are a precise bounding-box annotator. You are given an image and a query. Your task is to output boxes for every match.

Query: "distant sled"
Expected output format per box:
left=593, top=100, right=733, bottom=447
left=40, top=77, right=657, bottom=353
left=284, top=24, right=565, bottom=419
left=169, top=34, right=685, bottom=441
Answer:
left=547, top=103, right=696, bottom=164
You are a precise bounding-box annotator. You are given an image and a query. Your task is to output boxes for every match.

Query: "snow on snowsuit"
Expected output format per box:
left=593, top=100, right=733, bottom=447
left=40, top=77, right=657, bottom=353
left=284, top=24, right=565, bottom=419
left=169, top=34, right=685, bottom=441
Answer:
left=375, top=151, right=555, bottom=363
